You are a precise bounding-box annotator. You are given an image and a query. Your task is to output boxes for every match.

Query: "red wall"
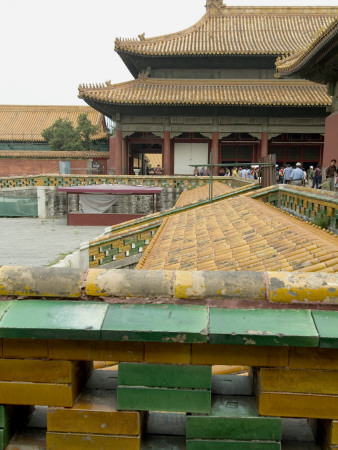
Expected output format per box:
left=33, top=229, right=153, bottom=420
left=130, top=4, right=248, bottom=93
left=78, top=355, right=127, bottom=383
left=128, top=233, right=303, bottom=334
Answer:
left=323, top=112, right=338, bottom=168
left=0, top=159, right=88, bottom=176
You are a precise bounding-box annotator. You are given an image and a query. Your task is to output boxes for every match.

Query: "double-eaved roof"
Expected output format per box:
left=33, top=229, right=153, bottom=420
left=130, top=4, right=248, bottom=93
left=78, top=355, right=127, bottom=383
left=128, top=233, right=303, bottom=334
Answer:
left=80, top=4, right=337, bottom=113
left=0, top=105, right=107, bottom=142
left=276, top=17, right=338, bottom=83
left=79, top=78, right=331, bottom=108
left=115, top=6, right=338, bottom=57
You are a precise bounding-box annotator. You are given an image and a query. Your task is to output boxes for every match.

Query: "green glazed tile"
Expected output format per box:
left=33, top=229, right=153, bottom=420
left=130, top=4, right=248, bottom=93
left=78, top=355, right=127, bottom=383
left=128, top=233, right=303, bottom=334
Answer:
left=0, top=302, right=12, bottom=322
left=186, top=395, right=281, bottom=440
left=117, top=386, right=211, bottom=413
left=0, top=300, right=108, bottom=340
left=119, top=363, right=211, bottom=389
left=0, top=420, right=15, bottom=450
left=186, top=441, right=281, bottom=450
left=102, top=304, right=208, bottom=343
left=312, top=311, right=338, bottom=348
left=0, top=405, right=15, bottom=428
left=209, top=309, right=318, bottom=347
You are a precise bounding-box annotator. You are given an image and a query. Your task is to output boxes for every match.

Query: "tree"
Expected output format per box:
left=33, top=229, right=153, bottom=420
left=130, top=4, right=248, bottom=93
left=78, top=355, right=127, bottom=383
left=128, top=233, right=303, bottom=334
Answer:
left=76, top=113, right=98, bottom=151
left=42, top=114, right=98, bottom=151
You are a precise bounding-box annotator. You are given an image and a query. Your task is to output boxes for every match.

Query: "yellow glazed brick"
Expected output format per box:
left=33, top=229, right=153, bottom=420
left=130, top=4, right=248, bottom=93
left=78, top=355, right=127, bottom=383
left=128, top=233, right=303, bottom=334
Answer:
left=258, top=392, right=338, bottom=419
left=46, top=432, right=141, bottom=450
left=145, top=343, right=191, bottom=364
left=0, top=359, right=81, bottom=383
left=112, top=239, right=124, bottom=248
left=95, top=341, right=144, bottom=362
left=259, top=368, right=338, bottom=395
left=192, top=344, right=288, bottom=367
left=3, top=338, right=48, bottom=359
left=0, top=381, right=81, bottom=407
left=48, top=340, right=144, bottom=362
left=48, top=389, right=144, bottom=435
left=318, top=420, right=338, bottom=445
left=48, top=340, right=93, bottom=360
left=289, top=348, right=338, bottom=370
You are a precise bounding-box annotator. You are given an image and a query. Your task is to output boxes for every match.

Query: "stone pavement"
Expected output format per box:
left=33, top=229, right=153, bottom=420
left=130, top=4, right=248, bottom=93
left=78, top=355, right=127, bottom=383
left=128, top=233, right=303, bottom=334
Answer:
left=0, top=218, right=105, bottom=266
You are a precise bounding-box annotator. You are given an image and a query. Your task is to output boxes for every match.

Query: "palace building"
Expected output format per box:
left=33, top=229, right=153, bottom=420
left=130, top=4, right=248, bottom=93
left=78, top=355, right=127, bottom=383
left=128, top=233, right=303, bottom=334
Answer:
left=79, top=1, right=338, bottom=175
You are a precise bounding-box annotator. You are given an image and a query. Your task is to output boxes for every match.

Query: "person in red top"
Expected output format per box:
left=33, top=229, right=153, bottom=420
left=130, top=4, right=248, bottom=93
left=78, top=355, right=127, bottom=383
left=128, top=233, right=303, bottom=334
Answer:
left=325, top=159, right=337, bottom=191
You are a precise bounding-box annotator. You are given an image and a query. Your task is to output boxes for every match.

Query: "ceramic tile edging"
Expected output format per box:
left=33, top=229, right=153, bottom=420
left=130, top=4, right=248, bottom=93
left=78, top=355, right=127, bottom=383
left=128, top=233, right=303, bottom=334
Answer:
left=0, top=266, right=337, bottom=304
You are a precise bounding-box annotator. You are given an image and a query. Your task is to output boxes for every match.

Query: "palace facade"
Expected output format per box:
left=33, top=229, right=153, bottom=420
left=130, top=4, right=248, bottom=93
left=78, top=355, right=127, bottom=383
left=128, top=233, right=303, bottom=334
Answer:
left=79, top=1, right=338, bottom=175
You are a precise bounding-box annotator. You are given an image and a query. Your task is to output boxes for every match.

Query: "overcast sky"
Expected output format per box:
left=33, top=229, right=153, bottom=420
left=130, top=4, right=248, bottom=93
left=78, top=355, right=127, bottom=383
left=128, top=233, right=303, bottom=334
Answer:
left=1, top=0, right=337, bottom=106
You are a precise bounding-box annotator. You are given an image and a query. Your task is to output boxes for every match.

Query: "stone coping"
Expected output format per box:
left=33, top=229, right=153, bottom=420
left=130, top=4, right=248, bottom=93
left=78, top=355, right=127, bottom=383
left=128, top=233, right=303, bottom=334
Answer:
left=0, top=266, right=337, bottom=305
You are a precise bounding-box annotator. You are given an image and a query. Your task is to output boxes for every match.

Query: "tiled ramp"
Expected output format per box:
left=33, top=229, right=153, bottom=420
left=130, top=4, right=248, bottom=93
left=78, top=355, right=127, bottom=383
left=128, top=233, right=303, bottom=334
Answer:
left=137, top=195, right=338, bottom=272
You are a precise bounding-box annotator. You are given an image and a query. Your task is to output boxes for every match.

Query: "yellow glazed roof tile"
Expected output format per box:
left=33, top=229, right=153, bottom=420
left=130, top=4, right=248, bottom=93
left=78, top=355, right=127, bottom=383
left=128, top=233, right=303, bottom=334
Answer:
left=0, top=105, right=107, bottom=142
left=115, top=6, right=338, bottom=57
left=78, top=78, right=331, bottom=108
left=276, top=17, right=338, bottom=77
left=175, top=181, right=233, bottom=207
left=136, top=195, right=338, bottom=273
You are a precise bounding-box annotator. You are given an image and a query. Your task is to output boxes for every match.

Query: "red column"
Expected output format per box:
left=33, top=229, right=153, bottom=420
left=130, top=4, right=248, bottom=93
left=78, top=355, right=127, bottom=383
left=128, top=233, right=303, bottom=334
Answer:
left=109, top=136, right=116, bottom=174
left=114, top=130, right=123, bottom=175
left=211, top=131, right=219, bottom=175
left=323, top=112, right=338, bottom=168
left=260, top=132, right=268, bottom=158
left=122, top=138, right=128, bottom=175
left=163, top=131, right=171, bottom=175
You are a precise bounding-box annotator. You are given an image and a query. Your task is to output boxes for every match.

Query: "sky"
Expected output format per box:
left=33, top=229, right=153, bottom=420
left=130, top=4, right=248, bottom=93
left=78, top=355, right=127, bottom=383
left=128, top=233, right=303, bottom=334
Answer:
left=1, top=0, right=337, bottom=106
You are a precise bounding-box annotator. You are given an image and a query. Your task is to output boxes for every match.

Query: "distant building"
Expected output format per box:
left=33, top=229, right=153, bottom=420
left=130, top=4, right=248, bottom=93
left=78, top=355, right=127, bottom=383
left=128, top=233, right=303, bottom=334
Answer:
left=276, top=17, right=338, bottom=168
left=79, top=1, right=337, bottom=175
left=0, top=105, right=109, bottom=176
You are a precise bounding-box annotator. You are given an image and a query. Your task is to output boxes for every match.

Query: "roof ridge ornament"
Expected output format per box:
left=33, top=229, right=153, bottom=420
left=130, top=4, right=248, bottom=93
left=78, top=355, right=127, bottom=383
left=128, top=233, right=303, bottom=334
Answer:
left=138, top=69, right=151, bottom=81
left=205, top=0, right=224, bottom=13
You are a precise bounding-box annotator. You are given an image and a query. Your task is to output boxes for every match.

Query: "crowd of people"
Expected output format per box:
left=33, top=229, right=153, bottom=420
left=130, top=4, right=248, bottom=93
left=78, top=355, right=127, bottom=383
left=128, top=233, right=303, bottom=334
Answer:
left=147, top=160, right=337, bottom=191
left=277, top=159, right=337, bottom=191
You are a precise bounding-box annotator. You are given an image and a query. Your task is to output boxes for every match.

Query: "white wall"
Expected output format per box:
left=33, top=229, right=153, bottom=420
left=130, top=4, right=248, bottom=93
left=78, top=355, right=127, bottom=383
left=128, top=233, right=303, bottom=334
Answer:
left=174, top=143, right=208, bottom=175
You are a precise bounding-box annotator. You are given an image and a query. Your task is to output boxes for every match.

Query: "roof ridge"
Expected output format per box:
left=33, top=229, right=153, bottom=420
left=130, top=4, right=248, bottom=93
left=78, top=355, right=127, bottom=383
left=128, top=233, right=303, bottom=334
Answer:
left=276, top=16, right=338, bottom=77
left=115, top=12, right=209, bottom=47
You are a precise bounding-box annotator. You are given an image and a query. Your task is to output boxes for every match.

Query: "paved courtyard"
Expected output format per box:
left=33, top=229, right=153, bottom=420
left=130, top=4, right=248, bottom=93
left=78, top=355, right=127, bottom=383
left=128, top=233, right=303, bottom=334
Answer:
left=0, top=218, right=105, bottom=266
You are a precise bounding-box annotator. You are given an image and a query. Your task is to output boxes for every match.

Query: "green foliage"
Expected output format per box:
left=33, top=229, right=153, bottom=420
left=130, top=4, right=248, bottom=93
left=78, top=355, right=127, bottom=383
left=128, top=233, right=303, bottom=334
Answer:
left=313, top=213, right=331, bottom=230
left=76, top=113, right=98, bottom=151
left=42, top=114, right=98, bottom=151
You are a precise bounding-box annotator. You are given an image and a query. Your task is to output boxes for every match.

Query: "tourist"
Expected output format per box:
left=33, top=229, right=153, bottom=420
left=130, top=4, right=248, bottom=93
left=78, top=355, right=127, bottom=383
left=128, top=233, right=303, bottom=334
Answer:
left=283, top=164, right=292, bottom=184
left=193, top=167, right=199, bottom=176
left=307, top=166, right=314, bottom=185
left=154, top=164, right=162, bottom=175
left=219, top=167, right=225, bottom=176
left=312, top=165, right=322, bottom=189
left=290, top=162, right=305, bottom=186
left=200, top=167, right=206, bottom=176
left=206, top=167, right=210, bottom=176
left=325, top=159, right=337, bottom=191
left=232, top=167, right=238, bottom=177
left=225, top=168, right=231, bottom=176
left=278, top=167, right=284, bottom=184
